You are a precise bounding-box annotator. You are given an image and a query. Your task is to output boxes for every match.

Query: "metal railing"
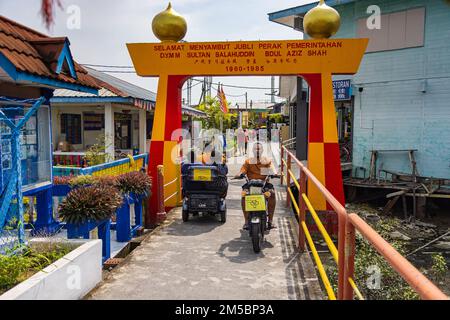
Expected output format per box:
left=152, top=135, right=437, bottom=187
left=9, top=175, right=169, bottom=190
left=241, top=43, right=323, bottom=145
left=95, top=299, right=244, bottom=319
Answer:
left=281, top=137, right=296, bottom=149
left=155, top=164, right=182, bottom=222
left=280, top=145, right=448, bottom=300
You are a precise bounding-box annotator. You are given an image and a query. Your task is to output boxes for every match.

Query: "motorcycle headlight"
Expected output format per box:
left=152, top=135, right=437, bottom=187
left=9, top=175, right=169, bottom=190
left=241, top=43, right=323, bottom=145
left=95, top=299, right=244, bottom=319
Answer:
left=264, top=191, right=271, bottom=198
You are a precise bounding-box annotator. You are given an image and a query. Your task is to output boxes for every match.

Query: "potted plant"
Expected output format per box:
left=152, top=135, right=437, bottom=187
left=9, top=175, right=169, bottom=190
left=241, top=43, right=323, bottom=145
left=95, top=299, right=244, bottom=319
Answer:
left=52, top=174, right=97, bottom=197
left=52, top=175, right=73, bottom=196
left=93, top=175, right=118, bottom=188
left=58, top=185, right=123, bottom=260
left=68, top=174, right=96, bottom=188
left=114, top=171, right=152, bottom=242
left=84, top=134, right=110, bottom=165
left=116, top=171, right=152, bottom=202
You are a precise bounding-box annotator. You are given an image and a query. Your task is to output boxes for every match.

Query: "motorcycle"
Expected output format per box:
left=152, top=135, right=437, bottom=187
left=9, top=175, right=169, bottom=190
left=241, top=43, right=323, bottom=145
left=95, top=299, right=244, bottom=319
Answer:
left=234, top=173, right=279, bottom=253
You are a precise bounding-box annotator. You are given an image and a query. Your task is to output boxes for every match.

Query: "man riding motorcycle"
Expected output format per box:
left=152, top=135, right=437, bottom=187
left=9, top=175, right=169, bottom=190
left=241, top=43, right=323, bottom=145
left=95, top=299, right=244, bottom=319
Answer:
left=234, top=142, right=277, bottom=230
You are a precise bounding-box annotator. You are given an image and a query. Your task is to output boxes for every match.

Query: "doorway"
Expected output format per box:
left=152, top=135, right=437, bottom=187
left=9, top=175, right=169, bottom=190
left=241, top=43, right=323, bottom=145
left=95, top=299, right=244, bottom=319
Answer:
left=114, top=113, right=132, bottom=150
left=336, top=98, right=354, bottom=163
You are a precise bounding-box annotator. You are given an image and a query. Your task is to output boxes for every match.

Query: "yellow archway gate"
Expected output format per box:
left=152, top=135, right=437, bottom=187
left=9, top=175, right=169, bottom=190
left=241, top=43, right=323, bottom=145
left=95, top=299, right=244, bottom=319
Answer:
left=127, top=2, right=368, bottom=227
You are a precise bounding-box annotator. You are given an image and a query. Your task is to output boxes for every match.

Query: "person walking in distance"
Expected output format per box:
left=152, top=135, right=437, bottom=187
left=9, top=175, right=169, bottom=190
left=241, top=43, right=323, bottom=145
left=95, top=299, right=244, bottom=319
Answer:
left=237, top=127, right=245, bottom=156
left=244, top=129, right=249, bottom=155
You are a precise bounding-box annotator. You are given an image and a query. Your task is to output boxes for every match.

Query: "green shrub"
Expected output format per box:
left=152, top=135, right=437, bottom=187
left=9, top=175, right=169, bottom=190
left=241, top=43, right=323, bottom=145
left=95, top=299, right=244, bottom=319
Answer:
left=68, top=175, right=95, bottom=187
left=54, top=175, right=118, bottom=188
left=326, top=218, right=419, bottom=300
left=59, top=185, right=123, bottom=224
left=0, top=244, right=71, bottom=294
left=267, top=113, right=284, bottom=123
left=431, top=253, right=448, bottom=282
left=84, top=134, right=110, bottom=165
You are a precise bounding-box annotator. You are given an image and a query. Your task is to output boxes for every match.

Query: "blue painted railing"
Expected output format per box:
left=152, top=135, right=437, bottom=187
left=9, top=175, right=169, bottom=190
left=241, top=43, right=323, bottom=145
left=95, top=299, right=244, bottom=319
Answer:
left=66, top=219, right=111, bottom=262
left=114, top=193, right=145, bottom=242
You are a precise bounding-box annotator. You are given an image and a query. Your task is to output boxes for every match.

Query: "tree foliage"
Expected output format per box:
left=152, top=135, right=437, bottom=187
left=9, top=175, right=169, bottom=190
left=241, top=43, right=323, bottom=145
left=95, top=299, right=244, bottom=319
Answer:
left=267, top=113, right=284, bottom=123
left=195, top=96, right=237, bottom=130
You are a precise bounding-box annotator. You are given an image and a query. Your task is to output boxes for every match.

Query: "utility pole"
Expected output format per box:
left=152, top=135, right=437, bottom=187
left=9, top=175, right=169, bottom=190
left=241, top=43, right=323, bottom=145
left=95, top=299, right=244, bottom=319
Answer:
left=245, top=92, right=248, bottom=110
left=236, top=102, right=241, bottom=128
left=203, top=77, right=207, bottom=106
left=198, top=78, right=207, bottom=106
left=245, top=92, right=248, bottom=128
left=206, top=76, right=212, bottom=97
left=186, top=78, right=193, bottom=107
left=270, top=76, right=276, bottom=103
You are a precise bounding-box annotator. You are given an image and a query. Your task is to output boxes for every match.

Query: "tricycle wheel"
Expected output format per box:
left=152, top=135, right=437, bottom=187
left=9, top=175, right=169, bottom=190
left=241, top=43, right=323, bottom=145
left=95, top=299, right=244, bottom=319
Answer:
left=220, top=209, right=227, bottom=223
left=182, top=209, right=189, bottom=222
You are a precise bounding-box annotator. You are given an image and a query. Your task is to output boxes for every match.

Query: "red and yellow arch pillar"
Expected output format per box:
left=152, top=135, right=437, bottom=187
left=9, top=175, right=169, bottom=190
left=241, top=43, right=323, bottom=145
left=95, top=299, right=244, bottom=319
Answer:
left=302, top=73, right=345, bottom=211
left=147, top=75, right=188, bottom=226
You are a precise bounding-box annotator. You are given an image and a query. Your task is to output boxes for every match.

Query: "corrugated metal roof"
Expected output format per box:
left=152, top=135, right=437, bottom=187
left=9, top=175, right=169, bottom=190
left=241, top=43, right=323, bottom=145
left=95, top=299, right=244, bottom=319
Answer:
left=86, top=67, right=156, bottom=101
left=53, top=68, right=205, bottom=116
left=0, top=15, right=99, bottom=90
left=53, top=67, right=156, bottom=101
left=268, top=0, right=356, bottom=20
left=182, top=104, right=206, bottom=117
left=53, top=87, right=117, bottom=98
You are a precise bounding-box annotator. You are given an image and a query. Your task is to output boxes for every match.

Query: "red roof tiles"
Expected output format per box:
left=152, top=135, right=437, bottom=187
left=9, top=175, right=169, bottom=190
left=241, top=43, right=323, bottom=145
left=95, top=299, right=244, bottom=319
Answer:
left=0, top=15, right=99, bottom=90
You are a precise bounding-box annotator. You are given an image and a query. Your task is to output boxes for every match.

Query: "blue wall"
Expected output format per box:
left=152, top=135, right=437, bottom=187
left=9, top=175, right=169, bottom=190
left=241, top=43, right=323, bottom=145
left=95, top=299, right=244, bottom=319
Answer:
left=332, top=0, right=450, bottom=179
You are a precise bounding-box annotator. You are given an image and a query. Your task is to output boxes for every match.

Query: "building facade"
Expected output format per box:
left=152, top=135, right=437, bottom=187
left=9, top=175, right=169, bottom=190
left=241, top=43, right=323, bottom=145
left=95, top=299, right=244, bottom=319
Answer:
left=0, top=15, right=99, bottom=235
left=270, top=0, right=450, bottom=181
left=51, top=67, right=154, bottom=164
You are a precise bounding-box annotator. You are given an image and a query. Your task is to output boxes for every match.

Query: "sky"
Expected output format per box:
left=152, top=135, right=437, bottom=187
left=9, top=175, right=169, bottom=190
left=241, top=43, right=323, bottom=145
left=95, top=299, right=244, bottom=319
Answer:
left=0, top=0, right=314, bottom=106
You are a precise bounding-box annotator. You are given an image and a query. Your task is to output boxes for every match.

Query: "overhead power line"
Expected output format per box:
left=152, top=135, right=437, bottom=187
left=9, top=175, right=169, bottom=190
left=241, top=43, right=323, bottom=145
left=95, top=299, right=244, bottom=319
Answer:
left=192, top=78, right=273, bottom=90
left=182, top=80, right=203, bottom=91
left=89, top=70, right=137, bottom=74
left=81, top=64, right=276, bottom=90
left=211, top=85, right=246, bottom=97
left=81, top=63, right=134, bottom=69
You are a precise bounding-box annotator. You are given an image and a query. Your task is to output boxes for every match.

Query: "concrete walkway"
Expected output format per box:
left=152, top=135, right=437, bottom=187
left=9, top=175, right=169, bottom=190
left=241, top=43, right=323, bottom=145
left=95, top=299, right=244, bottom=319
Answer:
left=87, top=156, right=323, bottom=300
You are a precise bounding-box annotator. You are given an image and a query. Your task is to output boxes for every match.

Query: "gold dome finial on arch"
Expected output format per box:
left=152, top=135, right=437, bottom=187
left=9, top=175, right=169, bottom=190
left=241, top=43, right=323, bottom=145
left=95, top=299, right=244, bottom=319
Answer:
left=152, top=2, right=187, bottom=42
left=303, top=0, right=341, bottom=39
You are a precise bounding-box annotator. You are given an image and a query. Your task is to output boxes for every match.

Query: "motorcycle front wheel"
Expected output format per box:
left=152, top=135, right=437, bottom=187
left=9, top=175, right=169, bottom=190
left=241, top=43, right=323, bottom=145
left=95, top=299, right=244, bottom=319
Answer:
left=251, top=222, right=262, bottom=253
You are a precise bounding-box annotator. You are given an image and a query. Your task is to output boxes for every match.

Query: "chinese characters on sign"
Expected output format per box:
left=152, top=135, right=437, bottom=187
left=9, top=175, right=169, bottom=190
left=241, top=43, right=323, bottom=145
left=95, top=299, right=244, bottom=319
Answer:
left=128, top=39, right=369, bottom=76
